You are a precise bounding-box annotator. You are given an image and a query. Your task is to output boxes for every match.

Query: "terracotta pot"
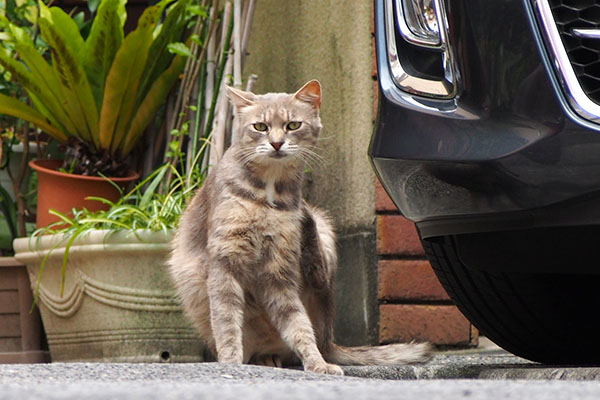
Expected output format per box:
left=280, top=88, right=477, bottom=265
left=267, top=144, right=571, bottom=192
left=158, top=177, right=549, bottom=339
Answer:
left=30, top=160, right=139, bottom=228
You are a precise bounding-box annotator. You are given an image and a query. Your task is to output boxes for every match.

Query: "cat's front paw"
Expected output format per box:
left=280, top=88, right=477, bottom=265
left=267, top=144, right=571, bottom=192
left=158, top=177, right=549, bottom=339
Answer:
left=304, top=361, right=344, bottom=376
left=217, top=348, right=243, bottom=364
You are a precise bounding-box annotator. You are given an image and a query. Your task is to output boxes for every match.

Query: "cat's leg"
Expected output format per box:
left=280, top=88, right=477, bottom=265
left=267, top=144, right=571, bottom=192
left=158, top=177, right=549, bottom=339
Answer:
left=259, top=280, right=343, bottom=375
left=206, top=259, right=246, bottom=364
left=300, top=205, right=337, bottom=350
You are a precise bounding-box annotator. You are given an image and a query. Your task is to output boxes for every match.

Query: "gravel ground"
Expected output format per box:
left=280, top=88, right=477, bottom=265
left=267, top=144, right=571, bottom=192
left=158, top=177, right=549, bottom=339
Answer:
left=3, top=362, right=600, bottom=400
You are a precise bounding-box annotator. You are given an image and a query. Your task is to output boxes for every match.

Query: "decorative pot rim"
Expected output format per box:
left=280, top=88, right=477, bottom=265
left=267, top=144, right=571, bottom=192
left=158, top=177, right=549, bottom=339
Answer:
left=13, top=229, right=173, bottom=258
left=29, top=159, right=140, bottom=182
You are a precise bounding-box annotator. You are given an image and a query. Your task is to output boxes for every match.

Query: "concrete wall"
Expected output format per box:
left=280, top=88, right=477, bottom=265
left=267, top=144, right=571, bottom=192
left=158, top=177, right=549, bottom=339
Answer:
left=245, top=0, right=378, bottom=345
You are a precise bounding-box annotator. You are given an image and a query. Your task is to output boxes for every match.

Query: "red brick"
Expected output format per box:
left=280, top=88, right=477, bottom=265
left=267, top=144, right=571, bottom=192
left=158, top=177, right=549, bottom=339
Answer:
left=375, top=179, right=398, bottom=212
left=378, top=260, right=450, bottom=302
left=379, top=304, right=479, bottom=346
left=373, top=79, right=379, bottom=123
left=377, top=215, right=424, bottom=256
left=372, top=36, right=378, bottom=80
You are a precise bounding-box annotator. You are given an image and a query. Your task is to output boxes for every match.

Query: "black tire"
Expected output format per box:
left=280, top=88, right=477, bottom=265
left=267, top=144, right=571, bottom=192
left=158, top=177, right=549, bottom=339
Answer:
left=422, top=235, right=600, bottom=364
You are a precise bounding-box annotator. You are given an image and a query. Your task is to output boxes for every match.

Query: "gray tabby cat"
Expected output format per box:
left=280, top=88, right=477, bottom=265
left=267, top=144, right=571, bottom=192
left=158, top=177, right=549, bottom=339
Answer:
left=168, top=80, right=431, bottom=375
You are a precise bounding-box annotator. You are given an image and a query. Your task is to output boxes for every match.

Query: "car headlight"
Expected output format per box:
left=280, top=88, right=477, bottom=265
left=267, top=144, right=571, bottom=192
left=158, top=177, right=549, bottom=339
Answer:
left=384, top=0, right=458, bottom=100
left=397, top=0, right=441, bottom=47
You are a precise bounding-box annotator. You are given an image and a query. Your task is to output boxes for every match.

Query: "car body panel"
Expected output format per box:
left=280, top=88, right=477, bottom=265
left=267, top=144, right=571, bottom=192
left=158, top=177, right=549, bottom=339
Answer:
left=371, top=0, right=600, bottom=236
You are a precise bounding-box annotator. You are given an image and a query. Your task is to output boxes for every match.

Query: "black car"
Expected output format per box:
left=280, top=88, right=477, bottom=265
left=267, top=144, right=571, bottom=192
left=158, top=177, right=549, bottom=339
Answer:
left=371, top=0, right=600, bottom=363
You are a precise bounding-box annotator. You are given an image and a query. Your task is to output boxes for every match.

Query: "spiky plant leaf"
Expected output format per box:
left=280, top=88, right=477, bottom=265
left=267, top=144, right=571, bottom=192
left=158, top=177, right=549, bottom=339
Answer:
left=84, top=0, right=126, bottom=109
left=38, top=2, right=98, bottom=146
left=99, top=0, right=173, bottom=153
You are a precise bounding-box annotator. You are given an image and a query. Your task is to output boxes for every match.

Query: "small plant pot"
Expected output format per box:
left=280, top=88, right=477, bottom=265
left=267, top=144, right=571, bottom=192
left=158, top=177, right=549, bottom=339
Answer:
left=13, top=230, right=206, bottom=362
left=29, top=160, right=139, bottom=228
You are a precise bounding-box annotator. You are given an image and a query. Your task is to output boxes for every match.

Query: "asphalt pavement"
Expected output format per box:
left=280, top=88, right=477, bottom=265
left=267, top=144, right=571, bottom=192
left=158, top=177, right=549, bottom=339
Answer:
left=3, top=340, right=600, bottom=400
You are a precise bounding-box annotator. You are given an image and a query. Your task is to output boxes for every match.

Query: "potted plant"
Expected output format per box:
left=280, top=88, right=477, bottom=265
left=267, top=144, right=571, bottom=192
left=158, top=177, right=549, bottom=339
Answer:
left=12, top=0, right=258, bottom=362
left=0, top=0, right=191, bottom=226
left=13, top=164, right=208, bottom=362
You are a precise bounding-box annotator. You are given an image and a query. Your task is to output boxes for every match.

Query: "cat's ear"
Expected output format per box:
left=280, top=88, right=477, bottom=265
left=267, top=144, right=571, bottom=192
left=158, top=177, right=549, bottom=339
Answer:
left=226, top=86, right=255, bottom=111
left=294, top=80, right=321, bottom=111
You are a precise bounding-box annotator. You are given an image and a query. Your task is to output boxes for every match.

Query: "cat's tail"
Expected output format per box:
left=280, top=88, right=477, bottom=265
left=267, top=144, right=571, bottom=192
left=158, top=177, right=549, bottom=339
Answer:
left=324, top=342, right=433, bottom=366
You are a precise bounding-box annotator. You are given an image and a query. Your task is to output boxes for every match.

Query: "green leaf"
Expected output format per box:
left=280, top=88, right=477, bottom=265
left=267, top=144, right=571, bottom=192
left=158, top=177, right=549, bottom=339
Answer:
left=167, top=42, right=193, bottom=58
left=187, top=4, right=208, bottom=17
left=122, top=54, right=186, bottom=155
left=31, top=234, right=69, bottom=308
left=84, top=0, right=126, bottom=110
left=0, top=92, right=67, bottom=140
left=135, top=0, right=189, bottom=109
left=48, top=209, right=77, bottom=226
left=99, top=0, right=171, bottom=153
left=139, top=164, right=168, bottom=209
left=84, top=196, right=117, bottom=207
left=87, top=0, right=102, bottom=13
left=60, top=227, right=82, bottom=296
left=27, top=92, right=67, bottom=136
left=190, top=33, right=202, bottom=45
left=78, top=217, right=132, bottom=230
left=38, top=2, right=99, bottom=146
left=8, top=24, right=78, bottom=135
left=42, top=4, right=86, bottom=64
left=72, top=11, right=85, bottom=30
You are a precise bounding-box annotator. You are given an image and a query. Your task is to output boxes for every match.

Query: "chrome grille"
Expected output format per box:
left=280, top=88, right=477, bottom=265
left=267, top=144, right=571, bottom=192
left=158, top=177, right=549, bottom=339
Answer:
left=549, top=0, right=600, bottom=104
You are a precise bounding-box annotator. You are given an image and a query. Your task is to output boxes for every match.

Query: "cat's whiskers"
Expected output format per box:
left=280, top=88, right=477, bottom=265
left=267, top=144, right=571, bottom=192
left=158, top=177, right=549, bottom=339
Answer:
left=238, top=148, right=261, bottom=167
left=290, top=150, right=320, bottom=173
left=256, top=144, right=273, bottom=155
left=296, top=147, right=326, bottom=168
left=304, top=146, right=327, bottom=161
left=284, top=143, right=300, bottom=155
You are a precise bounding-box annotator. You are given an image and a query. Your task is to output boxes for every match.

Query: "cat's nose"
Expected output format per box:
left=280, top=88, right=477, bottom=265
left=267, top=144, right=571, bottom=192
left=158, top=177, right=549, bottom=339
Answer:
left=270, top=141, right=284, bottom=151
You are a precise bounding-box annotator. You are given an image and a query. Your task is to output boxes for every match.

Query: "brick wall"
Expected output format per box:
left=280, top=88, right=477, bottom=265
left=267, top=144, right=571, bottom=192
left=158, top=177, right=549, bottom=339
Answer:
left=375, top=180, right=478, bottom=347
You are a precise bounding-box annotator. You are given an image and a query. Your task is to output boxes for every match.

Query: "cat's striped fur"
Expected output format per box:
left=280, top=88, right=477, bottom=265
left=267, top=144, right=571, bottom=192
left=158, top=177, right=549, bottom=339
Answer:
left=168, top=80, right=431, bottom=375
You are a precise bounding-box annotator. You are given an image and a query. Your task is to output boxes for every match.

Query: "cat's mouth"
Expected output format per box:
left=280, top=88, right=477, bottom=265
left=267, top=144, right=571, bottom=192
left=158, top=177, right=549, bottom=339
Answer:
left=269, top=152, right=287, bottom=159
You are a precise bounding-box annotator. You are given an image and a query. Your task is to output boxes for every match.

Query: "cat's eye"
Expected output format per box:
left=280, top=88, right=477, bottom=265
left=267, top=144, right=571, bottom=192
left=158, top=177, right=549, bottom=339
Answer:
left=253, top=122, right=268, bottom=132
left=287, top=121, right=302, bottom=131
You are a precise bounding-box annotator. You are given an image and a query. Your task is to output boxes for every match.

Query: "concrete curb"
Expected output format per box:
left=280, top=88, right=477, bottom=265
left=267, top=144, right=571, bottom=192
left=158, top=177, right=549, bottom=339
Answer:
left=343, top=350, right=531, bottom=380
left=343, top=347, right=600, bottom=381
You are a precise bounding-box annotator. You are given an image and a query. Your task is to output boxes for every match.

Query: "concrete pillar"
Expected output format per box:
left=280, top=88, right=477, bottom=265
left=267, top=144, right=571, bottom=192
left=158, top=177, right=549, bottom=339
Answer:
left=245, top=0, right=377, bottom=345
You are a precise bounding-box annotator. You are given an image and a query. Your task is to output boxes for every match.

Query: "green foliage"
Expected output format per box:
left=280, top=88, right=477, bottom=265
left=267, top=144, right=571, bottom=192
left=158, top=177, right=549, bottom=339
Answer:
left=0, top=0, right=47, bottom=132
left=0, top=0, right=198, bottom=174
left=167, top=42, right=194, bottom=58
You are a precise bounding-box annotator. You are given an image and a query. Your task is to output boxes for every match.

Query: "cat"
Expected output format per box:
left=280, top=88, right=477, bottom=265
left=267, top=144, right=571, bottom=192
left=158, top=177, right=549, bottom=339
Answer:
left=168, top=80, right=431, bottom=375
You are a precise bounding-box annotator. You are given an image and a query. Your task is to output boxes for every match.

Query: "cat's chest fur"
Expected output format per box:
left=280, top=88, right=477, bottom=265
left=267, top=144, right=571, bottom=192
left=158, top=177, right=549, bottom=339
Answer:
left=208, top=162, right=305, bottom=275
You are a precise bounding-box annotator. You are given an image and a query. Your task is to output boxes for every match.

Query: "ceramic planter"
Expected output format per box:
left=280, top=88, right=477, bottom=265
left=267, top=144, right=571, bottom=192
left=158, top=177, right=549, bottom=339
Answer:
left=0, top=257, right=49, bottom=363
left=13, top=230, right=206, bottom=362
left=29, top=160, right=139, bottom=228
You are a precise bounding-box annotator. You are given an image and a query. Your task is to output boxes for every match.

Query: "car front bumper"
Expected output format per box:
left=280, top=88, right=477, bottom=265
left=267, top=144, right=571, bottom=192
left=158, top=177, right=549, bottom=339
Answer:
left=370, top=0, right=600, bottom=237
